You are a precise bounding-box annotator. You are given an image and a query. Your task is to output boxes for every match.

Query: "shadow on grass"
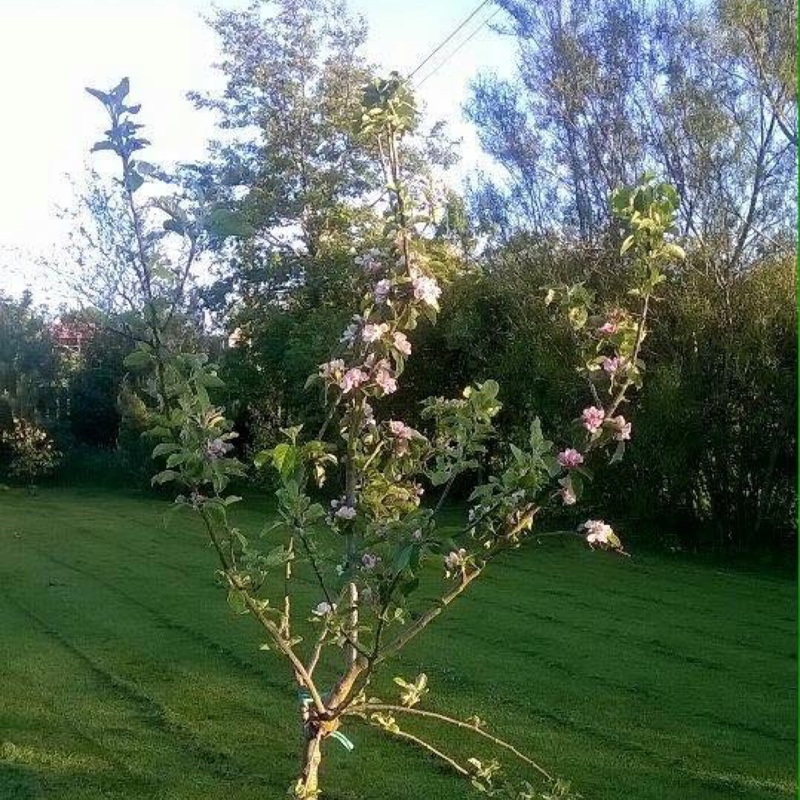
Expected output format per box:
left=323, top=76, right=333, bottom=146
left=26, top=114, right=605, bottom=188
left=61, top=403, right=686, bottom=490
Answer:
left=0, top=762, right=40, bottom=800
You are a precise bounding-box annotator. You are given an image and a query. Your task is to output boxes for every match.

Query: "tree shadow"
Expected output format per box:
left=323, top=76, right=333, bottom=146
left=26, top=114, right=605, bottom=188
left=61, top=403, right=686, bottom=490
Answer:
left=0, top=762, right=42, bottom=800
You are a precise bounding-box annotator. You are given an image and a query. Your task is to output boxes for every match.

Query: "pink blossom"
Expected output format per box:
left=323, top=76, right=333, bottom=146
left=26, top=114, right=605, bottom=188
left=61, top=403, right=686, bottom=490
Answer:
left=389, top=419, right=415, bottom=455
left=393, top=331, right=412, bottom=356
left=412, top=273, right=442, bottom=307
left=362, top=322, right=389, bottom=344
left=602, top=356, right=625, bottom=375
left=361, top=553, right=380, bottom=570
left=581, top=519, right=619, bottom=549
left=205, top=438, right=231, bottom=460
left=335, top=505, right=357, bottom=520
left=340, top=368, right=369, bottom=393
left=388, top=420, right=414, bottom=440
left=340, top=316, right=362, bottom=345
left=374, top=279, right=392, bottom=304
left=361, top=403, right=375, bottom=428
left=607, top=415, right=632, bottom=441
left=557, top=448, right=584, bottom=469
left=312, top=601, right=335, bottom=616
left=355, top=249, right=383, bottom=274
left=340, top=325, right=357, bottom=345
left=581, top=406, right=606, bottom=434
left=598, top=321, right=618, bottom=336
left=319, top=359, right=345, bottom=380
left=560, top=486, right=577, bottom=505
left=376, top=372, right=397, bottom=394
left=374, top=361, right=397, bottom=395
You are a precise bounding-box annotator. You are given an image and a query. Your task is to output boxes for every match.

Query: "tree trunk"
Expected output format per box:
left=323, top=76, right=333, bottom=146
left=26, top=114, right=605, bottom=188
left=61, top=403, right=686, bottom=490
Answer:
left=294, top=730, right=324, bottom=799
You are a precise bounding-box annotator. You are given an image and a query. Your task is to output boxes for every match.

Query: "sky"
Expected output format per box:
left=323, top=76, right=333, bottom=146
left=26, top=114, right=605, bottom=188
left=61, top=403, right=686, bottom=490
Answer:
left=0, top=0, right=516, bottom=303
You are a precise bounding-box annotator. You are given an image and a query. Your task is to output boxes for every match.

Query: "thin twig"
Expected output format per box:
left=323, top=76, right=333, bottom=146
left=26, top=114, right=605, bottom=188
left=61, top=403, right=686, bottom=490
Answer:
left=198, top=509, right=327, bottom=714
left=375, top=567, right=483, bottom=665
left=350, top=703, right=552, bottom=782
left=361, top=716, right=469, bottom=777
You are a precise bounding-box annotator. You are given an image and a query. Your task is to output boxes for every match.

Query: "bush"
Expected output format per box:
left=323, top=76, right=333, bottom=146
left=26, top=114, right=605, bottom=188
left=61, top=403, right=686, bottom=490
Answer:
left=604, top=256, right=797, bottom=551
left=1, top=417, right=62, bottom=488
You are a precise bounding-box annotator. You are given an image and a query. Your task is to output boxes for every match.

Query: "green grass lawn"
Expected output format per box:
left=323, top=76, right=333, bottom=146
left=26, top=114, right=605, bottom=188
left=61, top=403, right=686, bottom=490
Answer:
left=0, top=487, right=796, bottom=800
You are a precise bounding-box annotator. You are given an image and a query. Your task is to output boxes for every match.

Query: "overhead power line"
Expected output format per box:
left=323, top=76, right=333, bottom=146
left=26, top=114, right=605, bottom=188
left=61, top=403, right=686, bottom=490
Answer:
left=413, top=6, right=503, bottom=89
left=406, top=0, right=492, bottom=82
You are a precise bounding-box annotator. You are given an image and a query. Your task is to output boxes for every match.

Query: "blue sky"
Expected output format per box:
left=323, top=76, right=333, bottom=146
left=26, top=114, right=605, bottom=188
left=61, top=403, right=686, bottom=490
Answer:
left=0, top=0, right=515, bottom=301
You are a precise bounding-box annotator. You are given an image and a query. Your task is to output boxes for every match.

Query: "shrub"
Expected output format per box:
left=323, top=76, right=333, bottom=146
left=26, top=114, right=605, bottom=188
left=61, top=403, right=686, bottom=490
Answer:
left=1, top=417, right=62, bottom=489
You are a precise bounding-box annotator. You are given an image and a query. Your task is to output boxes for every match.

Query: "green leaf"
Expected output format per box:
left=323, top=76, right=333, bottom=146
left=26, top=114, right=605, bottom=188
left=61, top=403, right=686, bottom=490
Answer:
left=662, top=242, right=686, bottom=260
left=226, top=589, right=249, bottom=615
left=528, top=418, right=550, bottom=454
left=163, top=219, right=186, bottom=236
left=610, top=440, right=626, bottom=464
left=206, top=208, right=254, bottom=238
left=135, top=160, right=156, bottom=175
left=265, top=545, right=290, bottom=567
left=399, top=576, right=420, bottom=597
left=126, top=171, right=144, bottom=193
left=165, top=452, right=187, bottom=468
left=112, top=77, right=130, bottom=101
left=85, top=87, right=110, bottom=105
left=253, top=449, right=272, bottom=470
left=393, top=545, right=414, bottom=574
left=429, top=470, right=451, bottom=486
left=480, top=379, right=499, bottom=399
left=152, top=469, right=179, bottom=485
left=199, top=372, right=225, bottom=389
left=123, top=348, right=153, bottom=369
left=421, top=304, right=438, bottom=325
left=271, top=443, right=297, bottom=478
left=620, top=234, right=636, bottom=255
left=152, top=442, right=180, bottom=458
left=568, top=305, right=588, bottom=330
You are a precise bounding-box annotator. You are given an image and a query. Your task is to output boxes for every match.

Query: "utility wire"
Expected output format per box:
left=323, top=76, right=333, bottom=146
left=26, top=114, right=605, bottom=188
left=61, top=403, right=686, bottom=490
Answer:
left=413, top=6, right=503, bottom=88
left=406, top=0, right=492, bottom=82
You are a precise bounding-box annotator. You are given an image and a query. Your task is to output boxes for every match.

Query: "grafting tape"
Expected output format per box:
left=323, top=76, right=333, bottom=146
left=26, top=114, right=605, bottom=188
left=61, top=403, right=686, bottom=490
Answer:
left=297, top=689, right=354, bottom=752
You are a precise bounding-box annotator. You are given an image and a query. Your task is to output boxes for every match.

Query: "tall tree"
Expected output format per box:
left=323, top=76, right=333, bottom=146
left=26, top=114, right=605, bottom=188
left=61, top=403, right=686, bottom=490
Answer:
left=189, top=0, right=378, bottom=305
left=468, top=0, right=649, bottom=239
left=191, top=0, right=461, bottom=310
left=467, top=0, right=797, bottom=266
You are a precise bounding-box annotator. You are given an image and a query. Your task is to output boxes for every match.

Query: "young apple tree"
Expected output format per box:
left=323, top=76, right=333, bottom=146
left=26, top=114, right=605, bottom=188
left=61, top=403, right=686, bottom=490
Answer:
left=87, top=75, right=684, bottom=799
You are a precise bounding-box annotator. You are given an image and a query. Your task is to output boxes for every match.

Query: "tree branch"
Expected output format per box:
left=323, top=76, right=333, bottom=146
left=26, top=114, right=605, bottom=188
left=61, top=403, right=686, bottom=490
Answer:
left=349, top=703, right=552, bottom=781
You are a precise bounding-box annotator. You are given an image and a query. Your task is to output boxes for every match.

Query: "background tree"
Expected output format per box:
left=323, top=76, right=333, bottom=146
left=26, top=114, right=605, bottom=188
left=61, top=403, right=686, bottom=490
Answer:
left=188, top=0, right=378, bottom=307
left=467, top=0, right=797, bottom=263
left=0, top=291, right=60, bottom=420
